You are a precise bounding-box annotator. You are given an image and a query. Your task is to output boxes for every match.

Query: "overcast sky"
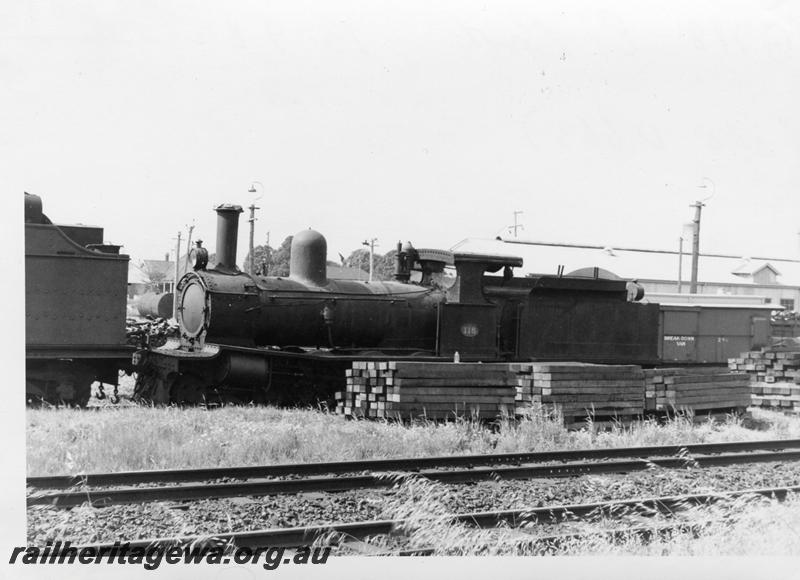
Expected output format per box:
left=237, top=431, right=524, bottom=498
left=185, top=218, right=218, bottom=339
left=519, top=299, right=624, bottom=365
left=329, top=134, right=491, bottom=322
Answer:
left=5, top=0, right=800, bottom=265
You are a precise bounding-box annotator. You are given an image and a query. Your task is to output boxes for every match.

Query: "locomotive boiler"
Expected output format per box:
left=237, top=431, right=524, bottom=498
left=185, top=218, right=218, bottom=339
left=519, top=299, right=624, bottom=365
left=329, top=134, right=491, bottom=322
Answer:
left=134, top=201, right=661, bottom=404
left=176, top=205, right=445, bottom=354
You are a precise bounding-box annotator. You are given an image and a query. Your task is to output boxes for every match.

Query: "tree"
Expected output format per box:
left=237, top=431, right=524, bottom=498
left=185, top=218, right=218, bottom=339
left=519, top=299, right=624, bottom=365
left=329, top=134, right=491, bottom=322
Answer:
left=140, top=261, right=169, bottom=293
left=344, top=248, right=371, bottom=274
left=244, top=237, right=399, bottom=281
left=343, top=248, right=397, bottom=281
left=375, top=249, right=397, bottom=281
left=268, top=235, right=292, bottom=276
left=244, top=235, right=292, bottom=276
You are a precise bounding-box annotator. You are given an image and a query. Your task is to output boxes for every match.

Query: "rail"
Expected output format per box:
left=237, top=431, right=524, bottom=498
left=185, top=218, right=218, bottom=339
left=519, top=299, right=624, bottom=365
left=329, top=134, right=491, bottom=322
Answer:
left=28, top=438, right=800, bottom=489
left=27, top=441, right=800, bottom=508
left=79, top=484, right=800, bottom=550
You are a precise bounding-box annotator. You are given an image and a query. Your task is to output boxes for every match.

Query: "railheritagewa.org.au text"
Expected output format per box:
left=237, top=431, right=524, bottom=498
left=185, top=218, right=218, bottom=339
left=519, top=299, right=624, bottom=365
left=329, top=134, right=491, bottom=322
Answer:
left=9, top=541, right=331, bottom=570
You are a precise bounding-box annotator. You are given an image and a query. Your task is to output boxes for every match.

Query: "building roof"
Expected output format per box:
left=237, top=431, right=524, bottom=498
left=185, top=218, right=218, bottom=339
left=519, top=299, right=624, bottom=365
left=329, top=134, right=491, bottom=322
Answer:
left=450, top=238, right=800, bottom=287
left=127, top=262, right=149, bottom=285
left=137, top=257, right=193, bottom=284
left=730, top=260, right=780, bottom=277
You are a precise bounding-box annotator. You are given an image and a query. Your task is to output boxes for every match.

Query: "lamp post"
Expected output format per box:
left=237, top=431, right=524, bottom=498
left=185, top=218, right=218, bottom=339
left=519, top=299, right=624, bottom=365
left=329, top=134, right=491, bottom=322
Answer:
left=247, top=181, right=264, bottom=275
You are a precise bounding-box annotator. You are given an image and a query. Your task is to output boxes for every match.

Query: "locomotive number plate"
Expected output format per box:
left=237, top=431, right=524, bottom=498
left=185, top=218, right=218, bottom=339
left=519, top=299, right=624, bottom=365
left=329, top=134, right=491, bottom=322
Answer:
left=460, top=323, right=479, bottom=338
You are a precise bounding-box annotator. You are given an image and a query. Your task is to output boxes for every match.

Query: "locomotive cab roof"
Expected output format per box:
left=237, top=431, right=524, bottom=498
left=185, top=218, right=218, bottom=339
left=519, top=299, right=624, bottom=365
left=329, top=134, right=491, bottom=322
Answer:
left=453, top=251, right=523, bottom=273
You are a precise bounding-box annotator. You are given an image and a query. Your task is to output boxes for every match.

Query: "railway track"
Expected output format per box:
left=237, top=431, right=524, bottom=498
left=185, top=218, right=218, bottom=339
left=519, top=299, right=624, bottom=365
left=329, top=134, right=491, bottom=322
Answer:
left=27, top=439, right=800, bottom=508
left=392, top=522, right=711, bottom=556
left=80, top=484, right=800, bottom=551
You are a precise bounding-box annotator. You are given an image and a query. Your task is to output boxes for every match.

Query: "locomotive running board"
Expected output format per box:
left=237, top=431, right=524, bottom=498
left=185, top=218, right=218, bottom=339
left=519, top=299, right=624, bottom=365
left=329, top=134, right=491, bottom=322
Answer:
left=134, top=338, right=220, bottom=364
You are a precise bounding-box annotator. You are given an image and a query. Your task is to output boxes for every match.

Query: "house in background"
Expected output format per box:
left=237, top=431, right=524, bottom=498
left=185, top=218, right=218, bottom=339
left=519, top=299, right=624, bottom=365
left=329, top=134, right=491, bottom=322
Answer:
left=127, top=262, right=149, bottom=298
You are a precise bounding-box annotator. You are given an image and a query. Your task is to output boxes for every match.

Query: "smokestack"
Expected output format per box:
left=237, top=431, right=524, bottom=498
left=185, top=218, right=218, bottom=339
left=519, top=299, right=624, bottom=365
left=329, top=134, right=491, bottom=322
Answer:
left=214, top=203, right=244, bottom=272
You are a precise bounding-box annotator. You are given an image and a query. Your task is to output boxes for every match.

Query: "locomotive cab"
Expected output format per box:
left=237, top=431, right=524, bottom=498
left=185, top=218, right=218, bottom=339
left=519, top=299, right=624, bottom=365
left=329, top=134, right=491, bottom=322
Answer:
left=432, top=252, right=524, bottom=360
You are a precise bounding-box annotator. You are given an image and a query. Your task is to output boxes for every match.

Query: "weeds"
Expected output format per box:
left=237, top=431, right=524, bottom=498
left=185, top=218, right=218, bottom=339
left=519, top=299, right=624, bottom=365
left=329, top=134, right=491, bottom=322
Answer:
left=26, top=406, right=800, bottom=477
left=348, top=476, right=800, bottom=556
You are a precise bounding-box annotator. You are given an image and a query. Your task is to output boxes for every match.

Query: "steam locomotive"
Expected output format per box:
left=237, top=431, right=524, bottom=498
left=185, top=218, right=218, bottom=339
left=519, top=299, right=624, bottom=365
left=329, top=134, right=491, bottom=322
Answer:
left=133, top=203, right=660, bottom=404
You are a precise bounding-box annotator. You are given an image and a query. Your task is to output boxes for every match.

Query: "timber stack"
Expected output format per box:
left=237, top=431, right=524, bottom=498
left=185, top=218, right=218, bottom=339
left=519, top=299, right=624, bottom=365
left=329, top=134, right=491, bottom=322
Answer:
left=731, top=339, right=800, bottom=413
left=523, top=363, right=645, bottom=425
left=335, top=361, right=519, bottom=419
left=644, top=368, right=750, bottom=415
left=336, top=360, right=759, bottom=424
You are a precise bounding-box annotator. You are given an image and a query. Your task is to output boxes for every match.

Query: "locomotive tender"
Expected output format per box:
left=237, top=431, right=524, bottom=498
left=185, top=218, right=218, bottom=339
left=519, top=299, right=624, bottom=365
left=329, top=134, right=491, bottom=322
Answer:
left=134, top=203, right=660, bottom=404
left=25, top=193, right=133, bottom=405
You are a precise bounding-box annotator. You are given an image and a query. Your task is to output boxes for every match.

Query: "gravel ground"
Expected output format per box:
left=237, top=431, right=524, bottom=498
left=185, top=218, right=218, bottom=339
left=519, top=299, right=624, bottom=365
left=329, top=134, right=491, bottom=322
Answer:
left=27, top=460, right=800, bottom=545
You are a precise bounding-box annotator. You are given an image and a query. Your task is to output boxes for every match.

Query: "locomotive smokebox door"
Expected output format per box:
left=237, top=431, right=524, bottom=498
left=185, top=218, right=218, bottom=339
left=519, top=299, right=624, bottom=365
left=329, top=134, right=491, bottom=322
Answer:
left=437, top=303, right=498, bottom=360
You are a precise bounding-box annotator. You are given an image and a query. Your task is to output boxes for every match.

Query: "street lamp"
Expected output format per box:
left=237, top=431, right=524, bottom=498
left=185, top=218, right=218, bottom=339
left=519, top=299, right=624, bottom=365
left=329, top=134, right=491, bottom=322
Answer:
left=247, top=181, right=264, bottom=275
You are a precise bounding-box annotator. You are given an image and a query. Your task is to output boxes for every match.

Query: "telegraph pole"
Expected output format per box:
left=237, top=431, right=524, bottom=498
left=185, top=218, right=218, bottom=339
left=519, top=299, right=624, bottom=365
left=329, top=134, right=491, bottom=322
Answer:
left=184, top=223, right=195, bottom=271
left=173, top=230, right=182, bottom=319
left=677, top=236, right=684, bottom=293
left=690, top=177, right=715, bottom=295
left=247, top=181, right=264, bottom=275
left=248, top=202, right=259, bottom=275
left=510, top=210, right=524, bottom=237
left=689, top=201, right=704, bottom=294
left=362, top=238, right=378, bottom=282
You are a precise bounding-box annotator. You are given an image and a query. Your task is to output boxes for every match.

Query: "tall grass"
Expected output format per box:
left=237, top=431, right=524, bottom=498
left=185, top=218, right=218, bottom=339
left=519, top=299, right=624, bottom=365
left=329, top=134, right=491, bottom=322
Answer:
left=26, top=405, right=800, bottom=476
left=352, top=475, right=800, bottom=555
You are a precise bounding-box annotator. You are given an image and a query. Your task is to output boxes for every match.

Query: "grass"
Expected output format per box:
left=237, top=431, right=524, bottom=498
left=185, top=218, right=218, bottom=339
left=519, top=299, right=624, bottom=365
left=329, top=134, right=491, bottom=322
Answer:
left=347, top=475, right=800, bottom=555
left=26, top=404, right=800, bottom=476
left=26, top=404, right=800, bottom=555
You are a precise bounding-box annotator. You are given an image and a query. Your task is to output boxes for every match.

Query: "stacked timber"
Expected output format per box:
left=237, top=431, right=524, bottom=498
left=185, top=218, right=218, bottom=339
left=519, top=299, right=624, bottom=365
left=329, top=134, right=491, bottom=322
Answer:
left=525, top=363, right=645, bottom=424
left=751, top=384, right=800, bottom=413
left=335, top=360, right=754, bottom=424
left=643, top=368, right=750, bottom=414
left=728, top=345, right=800, bottom=385
left=335, top=361, right=520, bottom=419
left=730, top=340, right=800, bottom=413
left=514, top=365, right=535, bottom=416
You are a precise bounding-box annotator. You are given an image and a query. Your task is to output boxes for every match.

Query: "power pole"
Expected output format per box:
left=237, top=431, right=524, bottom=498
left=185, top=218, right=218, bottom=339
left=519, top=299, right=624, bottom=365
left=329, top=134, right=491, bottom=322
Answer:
left=677, top=236, right=684, bottom=293
left=173, top=230, right=182, bottom=319
left=184, top=223, right=195, bottom=272
left=248, top=202, right=259, bottom=275
left=362, top=238, right=378, bottom=282
left=689, top=201, right=704, bottom=294
left=247, top=181, right=264, bottom=275
left=510, top=210, right=524, bottom=238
